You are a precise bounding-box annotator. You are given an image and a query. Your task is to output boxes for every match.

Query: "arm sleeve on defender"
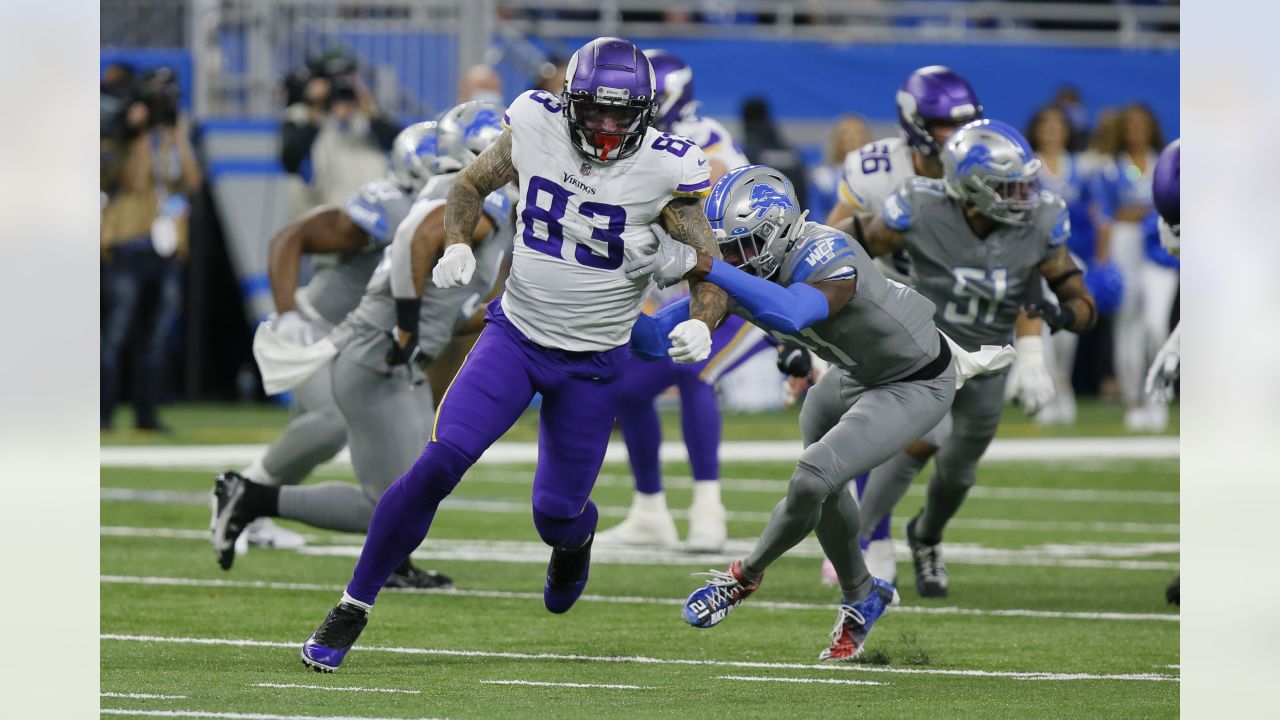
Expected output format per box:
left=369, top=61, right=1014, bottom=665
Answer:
left=705, top=260, right=829, bottom=334
left=630, top=297, right=693, bottom=360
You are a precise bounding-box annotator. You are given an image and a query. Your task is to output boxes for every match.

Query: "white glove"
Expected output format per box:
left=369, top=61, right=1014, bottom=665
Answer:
left=624, top=223, right=697, bottom=288
left=273, top=310, right=320, bottom=346
left=1008, top=335, right=1055, bottom=416
left=668, top=319, right=712, bottom=364
left=433, top=244, right=476, bottom=289
left=1145, top=324, right=1180, bottom=402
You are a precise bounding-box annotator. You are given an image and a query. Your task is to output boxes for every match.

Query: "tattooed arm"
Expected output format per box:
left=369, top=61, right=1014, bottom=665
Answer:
left=658, top=197, right=729, bottom=330
left=444, top=129, right=517, bottom=249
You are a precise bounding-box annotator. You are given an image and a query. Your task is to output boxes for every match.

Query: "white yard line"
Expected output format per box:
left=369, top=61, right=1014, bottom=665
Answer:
left=101, top=711, right=440, bottom=720
left=99, top=436, right=1178, bottom=469
left=100, top=489, right=1180, bottom=533
left=99, top=527, right=1177, bottom=571
left=716, top=675, right=886, bottom=686
left=101, top=692, right=188, bottom=700
left=99, top=575, right=1179, bottom=623
left=99, top=634, right=1179, bottom=683
left=480, top=679, right=655, bottom=690
left=250, top=683, right=420, bottom=695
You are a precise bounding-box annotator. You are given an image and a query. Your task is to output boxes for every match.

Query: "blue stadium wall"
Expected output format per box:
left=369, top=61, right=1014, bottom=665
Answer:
left=536, top=38, right=1179, bottom=138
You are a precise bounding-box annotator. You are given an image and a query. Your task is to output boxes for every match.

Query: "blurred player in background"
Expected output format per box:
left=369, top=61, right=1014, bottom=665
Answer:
left=859, top=119, right=1097, bottom=598
left=631, top=165, right=963, bottom=661
left=222, top=121, right=437, bottom=552
left=808, top=115, right=872, bottom=222
left=297, top=37, right=729, bottom=673
left=819, top=66, right=1037, bottom=586
left=597, top=48, right=768, bottom=553
left=1147, top=138, right=1179, bottom=605
left=213, top=106, right=513, bottom=588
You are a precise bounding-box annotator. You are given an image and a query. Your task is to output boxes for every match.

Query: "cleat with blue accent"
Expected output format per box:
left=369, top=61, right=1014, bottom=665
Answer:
left=906, top=513, right=948, bottom=598
left=211, top=472, right=250, bottom=571
left=818, top=578, right=899, bottom=662
left=543, top=533, right=593, bottom=614
left=301, top=602, right=368, bottom=673
left=683, top=560, right=761, bottom=628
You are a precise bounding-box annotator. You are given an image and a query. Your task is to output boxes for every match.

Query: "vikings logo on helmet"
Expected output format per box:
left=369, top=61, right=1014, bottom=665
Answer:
left=749, top=183, right=794, bottom=218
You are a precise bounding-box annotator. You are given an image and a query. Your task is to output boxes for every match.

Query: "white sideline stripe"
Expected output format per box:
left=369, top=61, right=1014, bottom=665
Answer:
left=99, top=488, right=1181, bottom=533
left=480, top=679, right=654, bottom=690
left=101, top=692, right=188, bottom=700
left=101, top=575, right=1180, bottom=623
left=251, top=683, right=421, bottom=695
left=716, top=675, right=886, bottom=687
left=99, top=436, right=1178, bottom=468
left=99, top=633, right=1178, bottom=683
left=101, top=710, right=440, bottom=720
left=98, top=527, right=1178, bottom=571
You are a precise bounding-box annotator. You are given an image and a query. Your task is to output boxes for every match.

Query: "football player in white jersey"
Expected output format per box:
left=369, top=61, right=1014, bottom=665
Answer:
left=298, top=36, right=730, bottom=673
left=595, top=48, right=764, bottom=552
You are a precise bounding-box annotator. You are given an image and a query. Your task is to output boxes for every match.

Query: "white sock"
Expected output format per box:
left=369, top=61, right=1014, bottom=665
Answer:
left=339, top=592, right=372, bottom=613
left=634, top=491, right=669, bottom=514
left=690, top=480, right=722, bottom=508
left=240, top=457, right=275, bottom=485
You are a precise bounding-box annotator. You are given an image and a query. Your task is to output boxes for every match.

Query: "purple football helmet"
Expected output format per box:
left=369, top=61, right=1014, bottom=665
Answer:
left=897, top=66, right=983, bottom=158
left=643, top=49, right=696, bottom=132
left=563, top=37, right=657, bottom=162
left=1153, top=138, right=1180, bottom=228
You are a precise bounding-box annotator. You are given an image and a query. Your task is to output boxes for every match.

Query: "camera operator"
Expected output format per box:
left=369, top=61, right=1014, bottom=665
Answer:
left=100, top=66, right=202, bottom=432
left=280, top=51, right=400, bottom=210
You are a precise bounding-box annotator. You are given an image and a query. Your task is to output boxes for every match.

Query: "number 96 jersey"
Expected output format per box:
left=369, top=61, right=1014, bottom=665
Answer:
left=501, top=89, right=712, bottom=352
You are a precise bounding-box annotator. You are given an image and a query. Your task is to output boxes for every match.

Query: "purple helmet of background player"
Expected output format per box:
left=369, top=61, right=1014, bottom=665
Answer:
left=643, top=49, right=696, bottom=132
left=1153, top=138, right=1180, bottom=228
left=562, top=37, right=657, bottom=162
left=897, top=65, right=984, bottom=158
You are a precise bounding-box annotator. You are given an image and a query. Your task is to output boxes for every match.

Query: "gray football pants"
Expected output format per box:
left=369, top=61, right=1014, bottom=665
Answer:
left=276, top=350, right=435, bottom=533
left=858, top=372, right=1007, bottom=540
left=913, top=371, right=1008, bottom=543
left=259, top=362, right=348, bottom=486
left=744, top=362, right=956, bottom=594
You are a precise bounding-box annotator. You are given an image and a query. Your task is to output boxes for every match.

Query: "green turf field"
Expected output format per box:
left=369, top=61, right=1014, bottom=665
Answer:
left=100, top=403, right=1179, bottom=719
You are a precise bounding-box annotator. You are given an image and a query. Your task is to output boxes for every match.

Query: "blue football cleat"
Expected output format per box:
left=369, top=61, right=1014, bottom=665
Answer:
left=818, top=577, right=899, bottom=662
left=683, top=560, right=761, bottom=628
left=301, top=602, right=369, bottom=673
left=544, top=533, right=593, bottom=614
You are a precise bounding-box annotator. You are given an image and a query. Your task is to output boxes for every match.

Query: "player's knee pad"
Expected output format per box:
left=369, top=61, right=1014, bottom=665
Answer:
left=401, top=440, right=474, bottom=507
left=532, top=499, right=598, bottom=548
left=789, top=454, right=843, bottom=507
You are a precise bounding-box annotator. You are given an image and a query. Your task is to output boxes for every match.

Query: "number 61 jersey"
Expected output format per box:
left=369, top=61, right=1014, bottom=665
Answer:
left=501, top=89, right=712, bottom=351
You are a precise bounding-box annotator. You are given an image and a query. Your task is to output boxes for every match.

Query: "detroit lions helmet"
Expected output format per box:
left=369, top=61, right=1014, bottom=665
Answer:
left=563, top=37, right=657, bottom=162
left=435, top=101, right=505, bottom=174
left=388, top=120, right=438, bottom=192
left=643, top=49, right=696, bottom=132
left=941, top=119, right=1043, bottom=225
left=897, top=66, right=983, bottom=158
left=704, top=165, right=806, bottom=279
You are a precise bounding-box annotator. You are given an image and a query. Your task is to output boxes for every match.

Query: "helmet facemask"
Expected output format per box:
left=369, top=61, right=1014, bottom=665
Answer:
left=564, top=88, right=654, bottom=162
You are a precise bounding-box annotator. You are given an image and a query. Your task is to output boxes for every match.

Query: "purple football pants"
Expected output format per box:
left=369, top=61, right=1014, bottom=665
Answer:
left=616, top=315, right=773, bottom=494
left=345, top=300, right=627, bottom=605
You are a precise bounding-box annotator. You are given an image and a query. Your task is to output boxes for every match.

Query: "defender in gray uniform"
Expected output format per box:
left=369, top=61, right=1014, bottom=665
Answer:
left=233, top=121, right=437, bottom=551
left=212, top=103, right=514, bottom=585
left=859, top=119, right=1097, bottom=598
left=629, top=165, right=956, bottom=662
